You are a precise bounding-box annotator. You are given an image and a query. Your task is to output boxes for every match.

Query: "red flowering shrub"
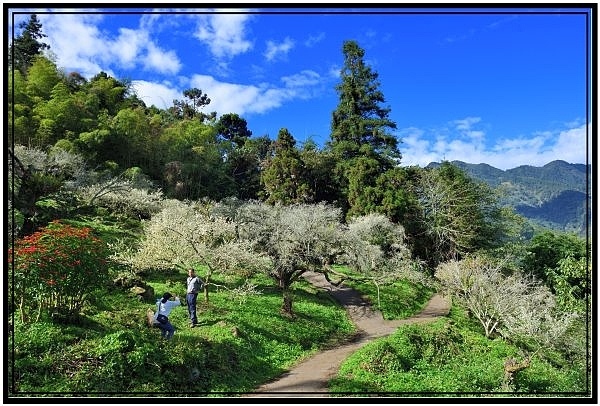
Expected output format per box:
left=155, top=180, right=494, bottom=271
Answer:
left=8, top=220, right=111, bottom=322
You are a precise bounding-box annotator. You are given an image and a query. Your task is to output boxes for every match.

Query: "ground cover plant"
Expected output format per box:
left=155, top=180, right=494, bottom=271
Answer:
left=9, top=268, right=354, bottom=395
left=331, top=265, right=435, bottom=320
left=329, top=306, right=589, bottom=396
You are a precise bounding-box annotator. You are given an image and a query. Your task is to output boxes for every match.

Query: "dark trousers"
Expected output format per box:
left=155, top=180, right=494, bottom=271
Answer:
left=186, top=293, right=198, bottom=324
left=157, top=319, right=175, bottom=339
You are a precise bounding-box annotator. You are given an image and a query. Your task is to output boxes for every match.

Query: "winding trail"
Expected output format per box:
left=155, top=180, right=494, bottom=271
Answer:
left=244, top=271, right=451, bottom=397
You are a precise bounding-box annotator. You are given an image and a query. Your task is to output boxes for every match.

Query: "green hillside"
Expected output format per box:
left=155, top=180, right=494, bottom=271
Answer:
left=427, top=160, right=592, bottom=236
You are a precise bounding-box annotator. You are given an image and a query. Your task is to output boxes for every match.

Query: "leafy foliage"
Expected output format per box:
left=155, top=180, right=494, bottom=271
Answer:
left=259, top=128, right=312, bottom=204
left=522, top=230, right=590, bottom=314
left=9, top=220, right=112, bottom=323
left=331, top=318, right=587, bottom=395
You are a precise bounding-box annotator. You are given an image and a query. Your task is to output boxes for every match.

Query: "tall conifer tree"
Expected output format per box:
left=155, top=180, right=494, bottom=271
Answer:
left=328, top=40, right=401, bottom=219
left=329, top=40, right=400, bottom=167
left=9, top=14, right=50, bottom=75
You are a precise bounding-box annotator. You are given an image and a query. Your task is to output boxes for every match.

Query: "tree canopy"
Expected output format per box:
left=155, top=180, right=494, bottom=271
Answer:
left=329, top=40, right=400, bottom=166
left=9, top=14, right=50, bottom=75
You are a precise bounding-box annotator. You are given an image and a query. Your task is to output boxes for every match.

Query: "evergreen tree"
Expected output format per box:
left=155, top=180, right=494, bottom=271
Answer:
left=299, top=140, right=338, bottom=204
left=216, top=113, right=252, bottom=146
left=216, top=113, right=266, bottom=199
left=172, top=88, right=215, bottom=122
left=327, top=40, right=403, bottom=219
left=329, top=40, right=400, bottom=166
left=260, top=128, right=312, bottom=205
left=9, top=14, right=50, bottom=75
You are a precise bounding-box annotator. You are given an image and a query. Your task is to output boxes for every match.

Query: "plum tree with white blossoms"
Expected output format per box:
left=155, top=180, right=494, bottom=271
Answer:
left=123, top=199, right=269, bottom=303
left=435, top=254, right=578, bottom=388
left=231, top=202, right=422, bottom=317
left=328, top=213, right=428, bottom=308
left=234, top=201, right=344, bottom=317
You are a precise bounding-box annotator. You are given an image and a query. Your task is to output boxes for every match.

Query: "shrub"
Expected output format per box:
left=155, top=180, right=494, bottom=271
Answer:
left=9, top=220, right=112, bottom=322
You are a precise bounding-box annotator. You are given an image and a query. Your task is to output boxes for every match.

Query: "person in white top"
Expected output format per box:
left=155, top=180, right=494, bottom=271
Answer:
left=154, top=292, right=181, bottom=340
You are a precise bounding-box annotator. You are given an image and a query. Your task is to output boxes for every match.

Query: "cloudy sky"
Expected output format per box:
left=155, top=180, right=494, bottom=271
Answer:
left=8, top=5, right=593, bottom=170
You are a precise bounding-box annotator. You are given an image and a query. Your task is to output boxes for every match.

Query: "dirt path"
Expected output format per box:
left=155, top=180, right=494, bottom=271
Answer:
left=244, top=271, right=451, bottom=397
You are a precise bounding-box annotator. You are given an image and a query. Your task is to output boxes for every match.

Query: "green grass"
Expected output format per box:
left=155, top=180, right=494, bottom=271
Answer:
left=333, top=265, right=436, bottom=319
left=329, top=311, right=590, bottom=397
left=9, top=269, right=355, bottom=396
left=8, top=212, right=589, bottom=398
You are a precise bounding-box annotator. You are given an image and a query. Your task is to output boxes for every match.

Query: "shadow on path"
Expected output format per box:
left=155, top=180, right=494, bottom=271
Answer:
left=244, top=271, right=451, bottom=397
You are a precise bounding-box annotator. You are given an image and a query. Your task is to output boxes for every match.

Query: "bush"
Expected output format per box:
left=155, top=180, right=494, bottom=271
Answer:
left=9, top=220, right=112, bottom=322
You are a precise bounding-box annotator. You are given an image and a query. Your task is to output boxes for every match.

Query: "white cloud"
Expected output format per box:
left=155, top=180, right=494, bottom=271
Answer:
left=399, top=120, right=589, bottom=170
left=38, top=14, right=181, bottom=79
left=113, top=28, right=147, bottom=69
left=39, top=14, right=108, bottom=77
left=453, top=116, right=485, bottom=143
left=190, top=70, right=322, bottom=116
left=281, top=70, right=320, bottom=89
left=264, top=37, right=295, bottom=62
left=131, top=80, right=181, bottom=110
left=144, top=42, right=181, bottom=75
left=453, top=116, right=481, bottom=131
left=305, top=32, right=325, bottom=47
left=194, top=13, right=253, bottom=59
left=133, top=67, right=324, bottom=117
left=328, top=64, right=341, bottom=79
left=190, top=75, right=264, bottom=115
left=400, top=127, right=440, bottom=167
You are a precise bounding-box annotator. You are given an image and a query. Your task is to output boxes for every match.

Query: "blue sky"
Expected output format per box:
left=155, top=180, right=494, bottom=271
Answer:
left=8, top=5, right=593, bottom=170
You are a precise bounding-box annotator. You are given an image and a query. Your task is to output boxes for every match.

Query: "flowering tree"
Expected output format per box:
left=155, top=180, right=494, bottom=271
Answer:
left=227, top=202, right=423, bottom=317
left=334, top=213, right=427, bottom=307
left=235, top=201, right=344, bottom=317
left=9, top=220, right=111, bottom=323
left=76, top=176, right=164, bottom=219
left=122, top=199, right=268, bottom=303
left=435, top=255, right=577, bottom=344
left=9, top=145, right=86, bottom=236
left=435, top=254, right=578, bottom=389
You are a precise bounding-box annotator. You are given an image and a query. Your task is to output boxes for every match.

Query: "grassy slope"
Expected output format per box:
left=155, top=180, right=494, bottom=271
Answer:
left=10, top=268, right=357, bottom=395
left=329, top=305, right=589, bottom=396
left=11, top=214, right=586, bottom=397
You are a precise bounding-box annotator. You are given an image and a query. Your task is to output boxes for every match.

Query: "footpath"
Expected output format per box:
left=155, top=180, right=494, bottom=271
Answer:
left=244, top=271, right=451, bottom=398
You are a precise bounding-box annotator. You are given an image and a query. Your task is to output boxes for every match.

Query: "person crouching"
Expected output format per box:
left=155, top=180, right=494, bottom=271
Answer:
left=154, top=292, right=180, bottom=340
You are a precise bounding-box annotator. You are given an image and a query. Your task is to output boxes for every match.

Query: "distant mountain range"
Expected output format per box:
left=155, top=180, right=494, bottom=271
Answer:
left=426, top=160, right=592, bottom=236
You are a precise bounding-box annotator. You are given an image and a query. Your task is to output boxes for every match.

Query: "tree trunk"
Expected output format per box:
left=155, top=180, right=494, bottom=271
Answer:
left=502, top=356, right=531, bottom=390
left=280, top=289, right=294, bottom=318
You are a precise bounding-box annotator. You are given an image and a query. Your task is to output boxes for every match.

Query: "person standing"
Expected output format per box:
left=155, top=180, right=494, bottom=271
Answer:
left=186, top=268, right=204, bottom=327
left=154, top=292, right=180, bottom=340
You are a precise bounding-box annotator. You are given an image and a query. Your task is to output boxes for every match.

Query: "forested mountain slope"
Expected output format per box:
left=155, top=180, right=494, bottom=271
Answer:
left=427, top=160, right=591, bottom=236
